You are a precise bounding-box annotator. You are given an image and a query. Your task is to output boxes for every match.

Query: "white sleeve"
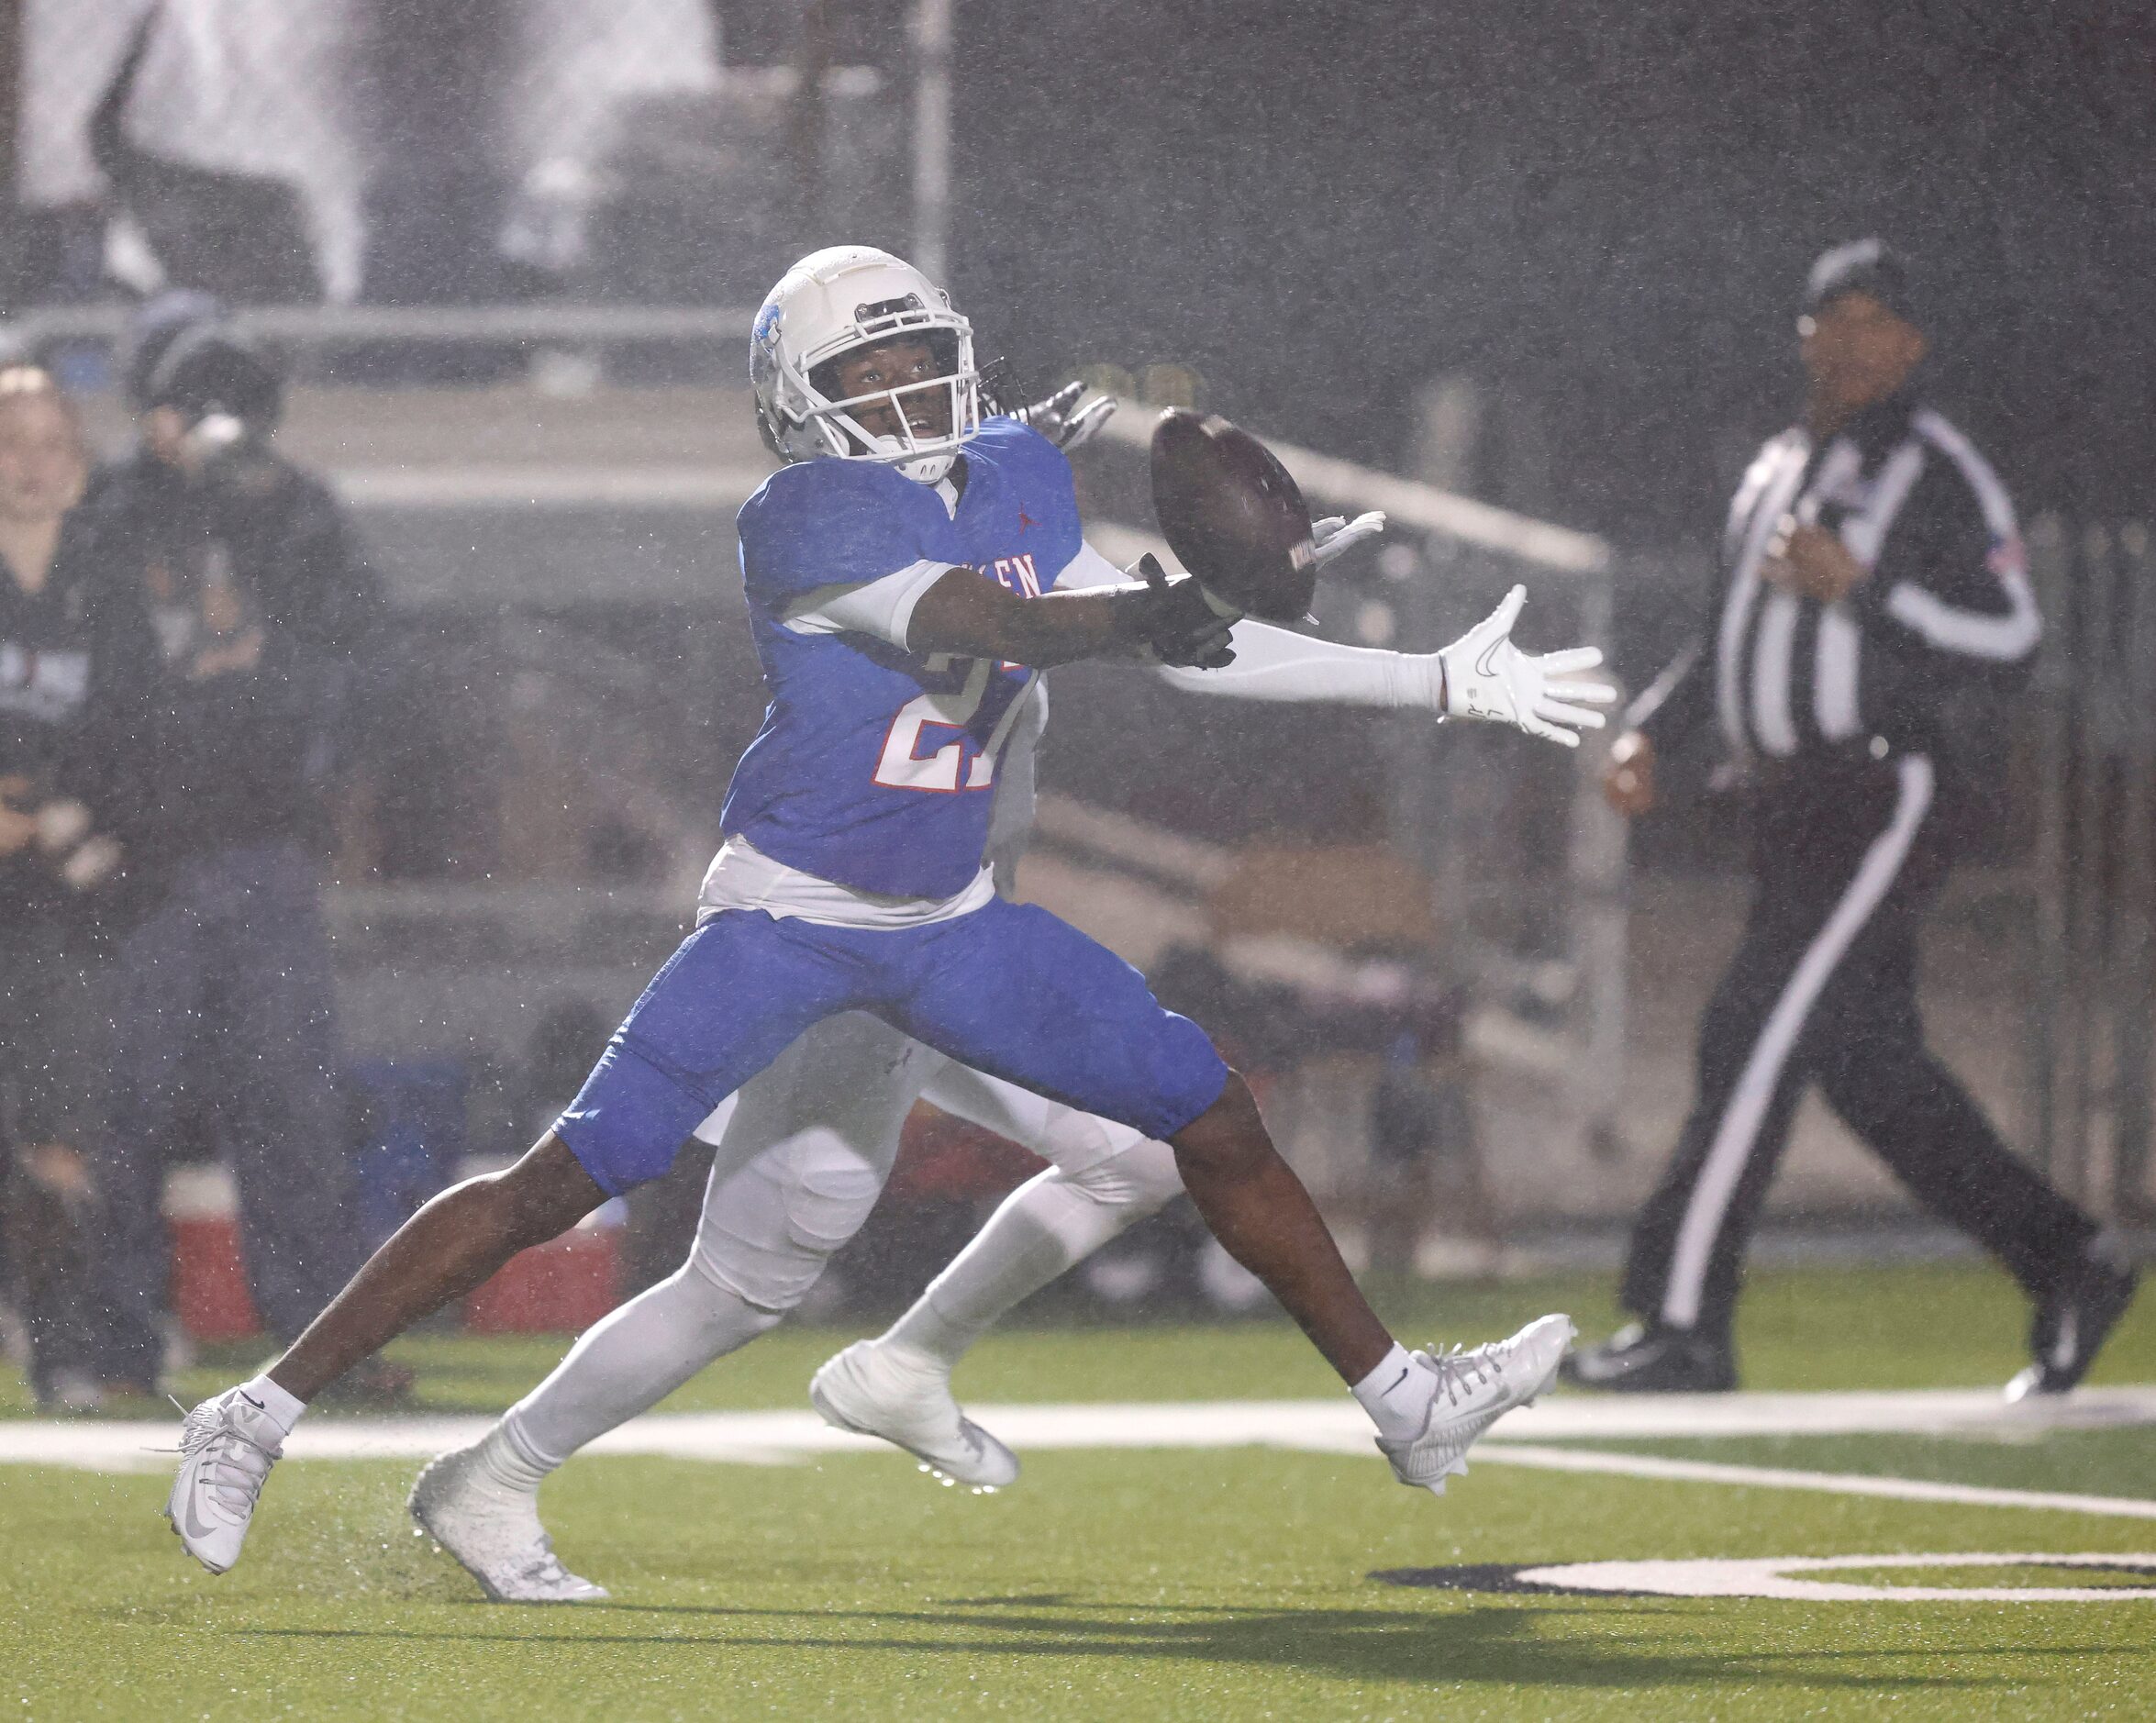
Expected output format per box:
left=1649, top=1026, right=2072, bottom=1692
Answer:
left=1051, top=540, right=1133, bottom=593
left=1052, top=539, right=1439, bottom=706
left=781, top=559, right=960, bottom=650
left=1153, top=621, right=1441, bottom=706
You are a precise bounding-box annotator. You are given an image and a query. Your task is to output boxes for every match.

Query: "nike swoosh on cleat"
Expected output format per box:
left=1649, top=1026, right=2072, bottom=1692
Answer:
left=239, top=1392, right=265, bottom=1410
left=1385, top=1367, right=1411, bottom=1395
left=178, top=1490, right=224, bottom=1546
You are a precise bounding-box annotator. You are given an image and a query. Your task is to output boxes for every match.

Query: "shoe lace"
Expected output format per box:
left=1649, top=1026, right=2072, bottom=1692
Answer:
left=178, top=1400, right=280, bottom=1514
left=1424, top=1342, right=1498, bottom=1408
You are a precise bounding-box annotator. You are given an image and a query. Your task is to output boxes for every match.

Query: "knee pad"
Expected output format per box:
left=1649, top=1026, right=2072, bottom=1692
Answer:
left=690, top=1132, right=886, bottom=1313
left=1060, top=1135, right=1184, bottom=1215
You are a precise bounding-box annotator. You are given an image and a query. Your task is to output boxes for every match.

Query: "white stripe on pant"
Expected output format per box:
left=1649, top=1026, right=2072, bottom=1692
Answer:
left=1661, top=752, right=1936, bottom=1329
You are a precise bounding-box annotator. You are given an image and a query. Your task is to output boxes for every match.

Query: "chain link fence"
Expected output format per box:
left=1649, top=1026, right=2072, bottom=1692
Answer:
left=15, top=0, right=906, bottom=309
left=2028, top=516, right=2156, bottom=1224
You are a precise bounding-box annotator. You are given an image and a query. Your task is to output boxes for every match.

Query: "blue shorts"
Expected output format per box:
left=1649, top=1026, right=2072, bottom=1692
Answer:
left=554, top=896, right=1228, bottom=1196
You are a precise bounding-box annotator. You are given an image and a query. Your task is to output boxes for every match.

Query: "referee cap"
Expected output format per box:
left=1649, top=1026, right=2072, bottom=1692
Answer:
left=1802, top=239, right=1918, bottom=326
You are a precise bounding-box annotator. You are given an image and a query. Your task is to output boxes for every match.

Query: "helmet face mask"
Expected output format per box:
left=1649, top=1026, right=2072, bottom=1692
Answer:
left=751, top=248, right=982, bottom=485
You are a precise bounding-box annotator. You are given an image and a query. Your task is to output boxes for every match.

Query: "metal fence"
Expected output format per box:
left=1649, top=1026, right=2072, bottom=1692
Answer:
left=2028, top=516, right=2156, bottom=1224
left=15, top=0, right=926, bottom=310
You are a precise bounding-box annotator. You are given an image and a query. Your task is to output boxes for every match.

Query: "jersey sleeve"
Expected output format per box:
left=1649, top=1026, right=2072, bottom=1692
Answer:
left=737, top=460, right=950, bottom=613
left=1852, top=412, right=2039, bottom=669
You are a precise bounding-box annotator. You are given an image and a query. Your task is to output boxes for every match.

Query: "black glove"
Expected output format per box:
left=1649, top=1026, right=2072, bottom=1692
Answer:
left=1119, top=554, right=1239, bottom=670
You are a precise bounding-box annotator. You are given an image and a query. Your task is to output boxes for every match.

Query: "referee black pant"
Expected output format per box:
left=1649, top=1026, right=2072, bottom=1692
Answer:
left=1620, top=751, right=2095, bottom=1340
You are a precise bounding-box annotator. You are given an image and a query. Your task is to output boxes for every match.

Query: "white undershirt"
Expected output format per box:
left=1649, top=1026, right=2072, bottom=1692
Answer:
left=698, top=835, right=995, bottom=930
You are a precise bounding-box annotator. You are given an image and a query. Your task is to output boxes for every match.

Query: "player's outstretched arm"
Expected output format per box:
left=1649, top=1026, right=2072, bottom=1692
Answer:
left=907, top=559, right=1239, bottom=671
left=1056, top=529, right=1613, bottom=747
left=1161, top=586, right=1613, bottom=745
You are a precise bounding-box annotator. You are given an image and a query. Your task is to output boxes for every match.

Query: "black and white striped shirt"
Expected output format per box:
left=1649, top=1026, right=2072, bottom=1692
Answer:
left=1635, top=392, right=2039, bottom=778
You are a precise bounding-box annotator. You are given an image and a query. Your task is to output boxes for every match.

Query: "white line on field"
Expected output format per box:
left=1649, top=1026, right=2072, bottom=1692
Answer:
left=10, top=1388, right=2156, bottom=1522
left=1467, top=1444, right=2156, bottom=1520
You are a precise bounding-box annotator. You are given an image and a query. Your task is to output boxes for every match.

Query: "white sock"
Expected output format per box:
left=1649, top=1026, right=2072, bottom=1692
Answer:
left=492, top=1260, right=782, bottom=1481
left=239, top=1373, right=306, bottom=1438
left=881, top=1167, right=1151, bottom=1368
left=469, top=1417, right=553, bottom=1500
left=1351, top=1344, right=1435, bottom=1442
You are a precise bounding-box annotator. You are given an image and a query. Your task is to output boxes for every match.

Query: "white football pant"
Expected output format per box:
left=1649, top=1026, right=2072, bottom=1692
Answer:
left=499, top=1011, right=1185, bottom=1472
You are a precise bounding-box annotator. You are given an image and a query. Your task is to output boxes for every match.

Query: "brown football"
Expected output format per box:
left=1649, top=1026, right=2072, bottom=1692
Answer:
left=1150, top=409, right=1318, bottom=623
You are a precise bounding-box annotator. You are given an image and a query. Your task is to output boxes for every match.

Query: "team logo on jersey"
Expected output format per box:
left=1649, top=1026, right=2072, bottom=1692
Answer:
left=987, top=553, right=1042, bottom=597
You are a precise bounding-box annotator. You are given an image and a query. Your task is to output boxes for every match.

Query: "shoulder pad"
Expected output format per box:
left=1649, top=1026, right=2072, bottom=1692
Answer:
left=971, top=416, right=1066, bottom=467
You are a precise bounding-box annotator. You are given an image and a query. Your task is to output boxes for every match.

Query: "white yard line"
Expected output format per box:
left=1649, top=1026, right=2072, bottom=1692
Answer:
left=13, top=1388, right=2156, bottom=1522
left=1469, top=1444, right=2156, bottom=1521
left=1494, top=1384, right=2156, bottom=1440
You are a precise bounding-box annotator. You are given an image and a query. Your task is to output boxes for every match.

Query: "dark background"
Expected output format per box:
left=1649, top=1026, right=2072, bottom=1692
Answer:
left=907, top=1, right=2156, bottom=545
left=32, top=2, right=2155, bottom=546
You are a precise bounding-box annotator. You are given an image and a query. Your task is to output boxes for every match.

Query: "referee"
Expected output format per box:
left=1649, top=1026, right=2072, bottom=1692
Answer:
left=1566, top=239, right=2139, bottom=1398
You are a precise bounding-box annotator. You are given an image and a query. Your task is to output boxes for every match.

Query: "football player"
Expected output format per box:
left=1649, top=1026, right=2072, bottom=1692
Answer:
left=168, top=248, right=1609, bottom=1595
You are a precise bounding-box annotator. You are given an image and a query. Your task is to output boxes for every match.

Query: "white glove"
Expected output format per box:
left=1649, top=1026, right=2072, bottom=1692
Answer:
left=1310, top=511, right=1385, bottom=567
left=1436, top=584, right=1616, bottom=748
left=1014, top=381, right=1117, bottom=453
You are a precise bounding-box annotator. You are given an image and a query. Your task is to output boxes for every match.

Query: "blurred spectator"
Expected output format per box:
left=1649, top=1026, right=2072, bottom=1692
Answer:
left=495, top=0, right=721, bottom=283
left=0, top=369, right=157, bottom=1410
left=1363, top=1027, right=1487, bottom=1277
left=25, top=0, right=364, bottom=301
left=79, top=298, right=397, bottom=1399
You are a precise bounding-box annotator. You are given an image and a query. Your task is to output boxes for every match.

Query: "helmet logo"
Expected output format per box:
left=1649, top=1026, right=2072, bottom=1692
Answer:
left=753, top=303, right=783, bottom=349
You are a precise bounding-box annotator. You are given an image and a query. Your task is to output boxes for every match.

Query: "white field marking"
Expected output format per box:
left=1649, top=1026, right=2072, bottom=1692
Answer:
left=1516, top=1551, right=2156, bottom=1603
left=13, top=1385, right=2156, bottom=1483
left=1464, top=1444, right=2156, bottom=1522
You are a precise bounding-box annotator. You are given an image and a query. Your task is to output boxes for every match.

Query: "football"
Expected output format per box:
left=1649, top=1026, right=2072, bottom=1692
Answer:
left=1149, top=408, right=1319, bottom=622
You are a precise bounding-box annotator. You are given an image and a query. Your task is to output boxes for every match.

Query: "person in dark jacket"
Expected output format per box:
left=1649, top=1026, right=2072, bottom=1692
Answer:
left=82, top=302, right=401, bottom=1399
left=0, top=368, right=159, bottom=1409
left=1566, top=240, right=2136, bottom=1397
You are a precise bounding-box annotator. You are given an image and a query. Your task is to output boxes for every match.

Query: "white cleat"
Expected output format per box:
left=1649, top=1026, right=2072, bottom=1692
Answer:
left=809, top=1339, right=1019, bottom=1490
left=1378, top=1313, right=1576, bottom=1496
left=408, top=1444, right=608, bottom=1605
left=166, top=1386, right=284, bottom=1574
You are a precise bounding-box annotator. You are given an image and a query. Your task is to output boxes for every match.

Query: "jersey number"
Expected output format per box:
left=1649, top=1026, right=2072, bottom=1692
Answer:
left=873, top=655, right=1028, bottom=793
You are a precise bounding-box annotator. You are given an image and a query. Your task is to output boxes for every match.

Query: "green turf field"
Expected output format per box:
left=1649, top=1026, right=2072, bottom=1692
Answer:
left=6, top=1262, right=2155, bottom=1720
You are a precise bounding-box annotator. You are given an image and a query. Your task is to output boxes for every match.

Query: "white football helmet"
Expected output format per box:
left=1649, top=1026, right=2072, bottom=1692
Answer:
left=750, top=246, right=983, bottom=485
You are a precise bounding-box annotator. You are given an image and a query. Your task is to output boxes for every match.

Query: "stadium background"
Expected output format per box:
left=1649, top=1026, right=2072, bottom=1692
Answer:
left=2, top=0, right=2150, bottom=1339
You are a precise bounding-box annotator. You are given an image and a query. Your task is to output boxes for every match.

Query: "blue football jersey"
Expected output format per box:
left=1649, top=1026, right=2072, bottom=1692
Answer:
left=720, top=418, right=1085, bottom=898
